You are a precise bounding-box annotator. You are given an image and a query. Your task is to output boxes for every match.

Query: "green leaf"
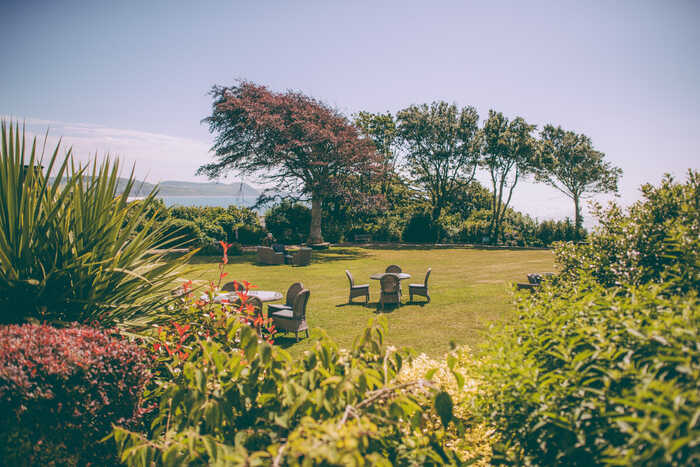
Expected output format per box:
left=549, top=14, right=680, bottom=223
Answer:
left=434, top=391, right=453, bottom=428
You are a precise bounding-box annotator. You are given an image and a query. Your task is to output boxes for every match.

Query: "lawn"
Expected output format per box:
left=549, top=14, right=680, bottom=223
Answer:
left=178, top=246, right=555, bottom=357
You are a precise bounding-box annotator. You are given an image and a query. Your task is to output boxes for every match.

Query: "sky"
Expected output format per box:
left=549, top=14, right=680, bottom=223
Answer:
left=2, top=0, right=698, bottom=226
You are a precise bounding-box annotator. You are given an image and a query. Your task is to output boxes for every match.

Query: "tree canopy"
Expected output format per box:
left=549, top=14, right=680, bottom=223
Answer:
left=481, top=110, right=538, bottom=244
left=199, top=81, right=381, bottom=243
left=536, top=125, right=622, bottom=231
left=396, top=102, right=481, bottom=219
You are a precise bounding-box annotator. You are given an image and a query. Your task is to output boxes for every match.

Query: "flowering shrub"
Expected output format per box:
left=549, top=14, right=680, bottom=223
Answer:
left=0, top=324, right=151, bottom=465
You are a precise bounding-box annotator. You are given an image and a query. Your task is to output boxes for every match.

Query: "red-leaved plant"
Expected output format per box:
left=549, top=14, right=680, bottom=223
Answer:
left=150, top=242, right=276, bottom=370
left=0, top=323, right=151, bottom=466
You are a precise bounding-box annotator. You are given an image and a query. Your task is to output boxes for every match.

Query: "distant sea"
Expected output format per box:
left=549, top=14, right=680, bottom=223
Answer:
left=160, top=196, right=259, bottom=209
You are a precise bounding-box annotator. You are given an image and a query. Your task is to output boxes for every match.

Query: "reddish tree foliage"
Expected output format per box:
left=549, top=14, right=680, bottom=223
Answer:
left=199, top=81, right=383, bottom=243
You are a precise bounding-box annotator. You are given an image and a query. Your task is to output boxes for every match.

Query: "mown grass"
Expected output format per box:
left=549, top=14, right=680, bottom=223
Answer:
left=178, top=246, right=555, bottom=357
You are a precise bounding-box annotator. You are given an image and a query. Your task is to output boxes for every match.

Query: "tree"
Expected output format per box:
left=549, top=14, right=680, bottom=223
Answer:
left=396, top=101, right=481, bottom=220
left=536, top=125, right=622, bottom=233
left=353, top=111, right=398, bottom=194
left=199, top=81, right=381, bottom=244
left=481, top=110, right=537, bottom=244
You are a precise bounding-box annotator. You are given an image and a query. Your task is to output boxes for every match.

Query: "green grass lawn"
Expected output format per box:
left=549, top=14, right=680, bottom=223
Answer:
left=178, top=246, right=555, bottom=357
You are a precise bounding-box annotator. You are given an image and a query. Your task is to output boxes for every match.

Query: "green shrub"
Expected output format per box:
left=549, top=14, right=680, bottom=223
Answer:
left=265, top=201, right=311, bottom=244
left=460, top=209, right=491, bottom=244
left=473, top=172, right=700, bottom=466
left=198, top=221, right=226, bottom=241
left=194, top=238, right=243, bottom=257
left=475, top=280, right=699, bottom=466
left=114, top=318, right=465, bottom=466
left=0, top=122, right=190, bottom=325
left=160, top=218, right=203, bottom=249
left=403, top=210, right=442, bottom=243
left=556, top=171, right=699, bottom=291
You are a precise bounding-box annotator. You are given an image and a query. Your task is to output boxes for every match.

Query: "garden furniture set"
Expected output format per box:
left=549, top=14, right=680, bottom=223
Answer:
left=257, top=246, right=313, bottom=266
left=347, top=265, right=431, bottom=309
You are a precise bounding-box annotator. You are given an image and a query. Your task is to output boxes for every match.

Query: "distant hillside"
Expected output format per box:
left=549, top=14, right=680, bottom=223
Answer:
left=51, top=177, right=260, bottom=198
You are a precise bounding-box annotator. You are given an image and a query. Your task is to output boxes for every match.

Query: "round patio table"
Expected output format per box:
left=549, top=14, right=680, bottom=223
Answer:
left=200, top=290, right=283, bottom=304
left=369, top=273, right=411, bottom=280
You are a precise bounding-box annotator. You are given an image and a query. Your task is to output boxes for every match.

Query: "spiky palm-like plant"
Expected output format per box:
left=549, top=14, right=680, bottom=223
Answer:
left=0, top=121, right=191, bottom=325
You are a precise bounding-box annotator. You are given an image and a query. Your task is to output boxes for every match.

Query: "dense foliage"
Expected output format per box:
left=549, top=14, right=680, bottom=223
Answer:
left=0, top=122, right=189, bottom=325
left=473, top=172, right=700, bottom=466
left=265, top=201, right=312, bottom=244
left=200, top=81, right=383, bottom=244
left=114, top=318, right=470, bottom=466
left=0, top=324, right=151, bottom=465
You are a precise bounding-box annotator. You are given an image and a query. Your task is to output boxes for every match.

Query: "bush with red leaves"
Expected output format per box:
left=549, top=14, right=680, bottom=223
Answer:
left=0, top=323, right=151, bottom=466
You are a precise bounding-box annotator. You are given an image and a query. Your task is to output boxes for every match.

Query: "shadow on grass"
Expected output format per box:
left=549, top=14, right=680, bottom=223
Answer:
left=186, top=248, right=369, bottom=266
left=312, top=248, right=370, bottom=263
left=186, top=253, right=256, bottom=265
left=274, top=334, right=309, bottom=349
left=342, top=243, right=550, bottom=252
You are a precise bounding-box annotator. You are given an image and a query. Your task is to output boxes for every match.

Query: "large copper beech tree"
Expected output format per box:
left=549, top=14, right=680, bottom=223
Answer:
left=199, top=82, right=382, bottom=244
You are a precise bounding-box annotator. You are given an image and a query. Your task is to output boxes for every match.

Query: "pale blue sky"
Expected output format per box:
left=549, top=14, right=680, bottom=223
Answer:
left=2, top=0, right=698, bottom=225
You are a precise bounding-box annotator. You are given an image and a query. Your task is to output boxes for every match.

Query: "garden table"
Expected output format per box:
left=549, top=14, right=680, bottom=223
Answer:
left=369, top=273, right=411, bottom=281
left=200, top=290, right=283, bottom=304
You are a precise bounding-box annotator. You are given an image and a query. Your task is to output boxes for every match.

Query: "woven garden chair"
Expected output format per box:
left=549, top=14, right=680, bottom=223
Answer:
left=409, top=268, right=431, bottom=303
left=270, top=289, right=311, bottom=341
left=221, top=280, right=243, bottom=292
left=379, top=274, right=401, bottom=310
left=268, top=282, right=304, bottom=314
left=345, top=270, right=369, bottom=304
left=385, top=264, right=402, bottom=274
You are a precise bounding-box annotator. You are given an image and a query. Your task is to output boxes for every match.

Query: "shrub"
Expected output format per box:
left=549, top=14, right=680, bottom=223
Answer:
left=475, top=280, right=699, bottom=466
left=0, top=323, right=151, bottom=466
left=199, top=221, right=226, bottom=241
left=460, top=209, right=492, bottom=244
left=194, top=238, right=243, bottom=257
left=160, top=218, right=203, bottom=249
left=236, top=224, right=266, bottom=245
left=265, top=201, right=311, bottom=244
left=114, top=319, right=467, bottom=466
left=473, top=173, right=700, bottom=466
left=0, top=122, right=190, bottom=325
left=556, top=171, right=699, bottom=291
left=403, top=210, right=442, bottom=243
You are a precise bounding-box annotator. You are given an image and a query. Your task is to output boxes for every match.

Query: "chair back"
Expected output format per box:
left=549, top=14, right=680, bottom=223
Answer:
left=292, top=289, right=310, bottom=320
left=345, top=270, right=355, bottom=287
left=385, top=264, right=402, bottom=274
left=221, top=280, right=242, bottom=292
left=380, top=274, right=400, bottom=294
left=285, top=282, right=304, bottom=306
left=294, top=247, right=312, bottom=266
left=424, top=268, right=432, bottom=287
left=247, top=296, right=263, bottom=317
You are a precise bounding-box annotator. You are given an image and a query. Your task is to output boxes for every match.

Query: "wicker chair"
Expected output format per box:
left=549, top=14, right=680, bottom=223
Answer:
left=257, top=246, right=284, bottom=265
left=409, top=268, right=431, bottom=303
left=221, top=280, right=243, bottom=292
left=268, top=282, right=304, bottom=314
left=290, top=247, right=312, bottom=266
left=345, top=270, right=369, bottom=304
left=270, top=289, right=311, bottom=341
left=385, top=264, right=402, bottom=274
left=379, top=274, right=401, bottom=309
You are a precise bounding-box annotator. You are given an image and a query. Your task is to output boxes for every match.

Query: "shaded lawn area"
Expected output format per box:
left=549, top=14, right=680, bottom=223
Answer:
left=178, top=247, right=555, bottom=357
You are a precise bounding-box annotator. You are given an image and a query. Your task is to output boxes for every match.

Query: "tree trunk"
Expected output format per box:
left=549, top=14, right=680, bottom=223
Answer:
left=574, top=195, right=582, bottom=241
left=308, top=193, right=323, bottom=244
